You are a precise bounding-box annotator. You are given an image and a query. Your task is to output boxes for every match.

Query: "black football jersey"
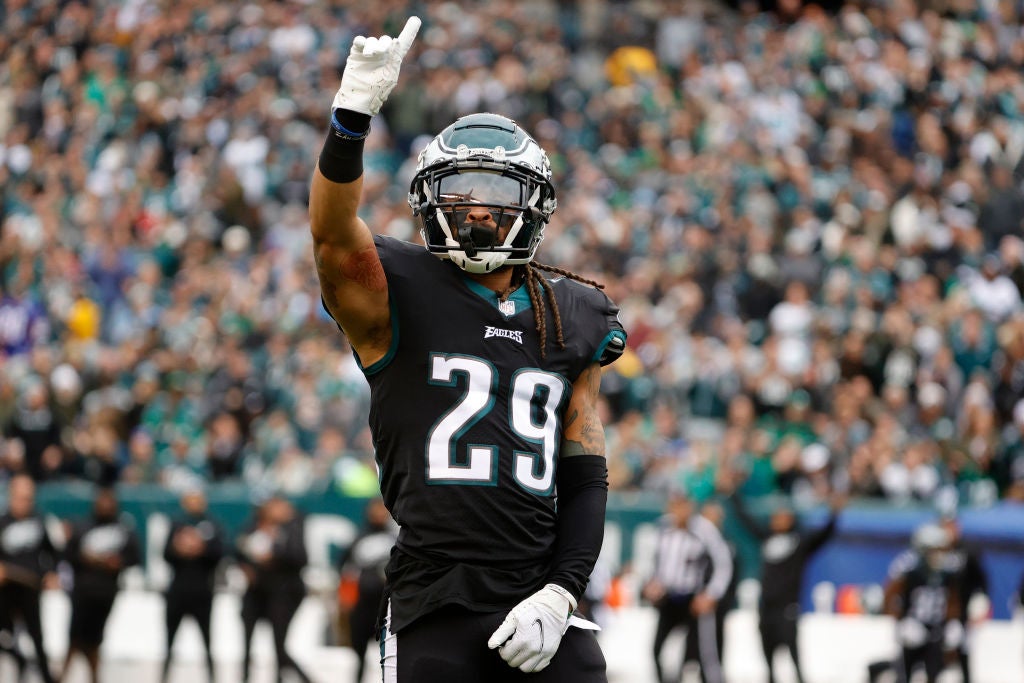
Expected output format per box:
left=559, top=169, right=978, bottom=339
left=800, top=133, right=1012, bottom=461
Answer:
left=164, top=514, right=225, bottom=594
left=897, top=556, right=960, bottom=636
left=337, top=236, right=625, bottom=631
left=0, top=512, right=56, bottom=580
left=66, top=516, right=141, bottom=598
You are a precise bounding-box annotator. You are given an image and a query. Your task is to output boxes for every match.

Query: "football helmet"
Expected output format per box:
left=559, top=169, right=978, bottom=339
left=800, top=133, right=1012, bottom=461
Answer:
left=408, top=113, right=557, bottom=274
left=911, top=523, right=951, bottom=570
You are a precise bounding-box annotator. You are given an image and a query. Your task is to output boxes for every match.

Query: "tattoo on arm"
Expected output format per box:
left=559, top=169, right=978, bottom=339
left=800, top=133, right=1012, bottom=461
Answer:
left=316, top=243, right=387, bottom=317
left=315, top=244, right=386, bottom=292
left=339, top=245, right=387, bottom=292
left=561, top=364, right=606, bottom=458
left=562, top=415, right=605, bottom=456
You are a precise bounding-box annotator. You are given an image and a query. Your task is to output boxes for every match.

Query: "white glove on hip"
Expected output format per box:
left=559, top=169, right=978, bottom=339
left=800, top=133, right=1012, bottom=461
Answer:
left=332, top=16, right=421, bottom=117
left=487, top=584, right=576, bottom=673
left=897, top=617, right=929, bottom=648
left=944, top=620, right=965, bottom=649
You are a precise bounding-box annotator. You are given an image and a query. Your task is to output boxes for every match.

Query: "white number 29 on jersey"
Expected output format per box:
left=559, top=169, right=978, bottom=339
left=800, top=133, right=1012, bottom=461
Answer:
left=426, top=353, right=567, bottom=494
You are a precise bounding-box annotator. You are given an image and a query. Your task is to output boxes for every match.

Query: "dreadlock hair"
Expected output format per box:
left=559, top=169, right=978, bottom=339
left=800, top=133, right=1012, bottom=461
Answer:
left=497, top=262, right=605, bottom=359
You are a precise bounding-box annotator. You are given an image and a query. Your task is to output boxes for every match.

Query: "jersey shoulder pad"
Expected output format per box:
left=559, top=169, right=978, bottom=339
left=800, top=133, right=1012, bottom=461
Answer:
left=887, top=549, right=921, bottom=579
left=551, top=276, right=627, bottom=367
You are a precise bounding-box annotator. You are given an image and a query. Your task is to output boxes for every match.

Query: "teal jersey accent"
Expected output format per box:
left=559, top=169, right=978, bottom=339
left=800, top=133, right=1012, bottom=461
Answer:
left=462, top=277, right=532, bottom=317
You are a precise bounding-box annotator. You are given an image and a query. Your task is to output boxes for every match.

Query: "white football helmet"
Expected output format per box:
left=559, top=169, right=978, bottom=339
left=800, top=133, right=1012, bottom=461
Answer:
left=408, top=113, right=557, bottom=274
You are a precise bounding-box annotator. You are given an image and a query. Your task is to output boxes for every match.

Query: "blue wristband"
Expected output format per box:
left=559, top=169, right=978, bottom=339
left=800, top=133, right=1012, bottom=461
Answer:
left=330, top=110, right=370, bottom=141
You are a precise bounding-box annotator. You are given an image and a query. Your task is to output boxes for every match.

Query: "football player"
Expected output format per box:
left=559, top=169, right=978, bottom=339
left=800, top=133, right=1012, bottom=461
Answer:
left=728, top=486, right=846, bottom=683
left=309, top=16, right=626, bottom=682
left=60, top=487, right=140, bottom=683
left=883, top=524, right=961, bottom=683
left=0, top=474, right=58, bottom=683
left=236, top=497, right=310, bottom=683
left=160, top=488, right=225, bottom=683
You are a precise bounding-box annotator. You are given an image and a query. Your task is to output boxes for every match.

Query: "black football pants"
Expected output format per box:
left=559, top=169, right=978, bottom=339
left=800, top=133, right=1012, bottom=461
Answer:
left=241, top=590, right=311, bottom=683
left=897, top=639, right=944, bottom=683
left=380, top=602, right=606, bottom=683
left=162, top=589, right=215, bottom=682
left=759, top=603, right=804, bottom=683
left=0, top=584, right=55, bottom=683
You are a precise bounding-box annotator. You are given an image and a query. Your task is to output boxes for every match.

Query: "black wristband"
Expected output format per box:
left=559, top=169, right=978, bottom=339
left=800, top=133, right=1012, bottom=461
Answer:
left=317, top=109, right=371, bottom=184
left=333, top=109, right=371, bottom=137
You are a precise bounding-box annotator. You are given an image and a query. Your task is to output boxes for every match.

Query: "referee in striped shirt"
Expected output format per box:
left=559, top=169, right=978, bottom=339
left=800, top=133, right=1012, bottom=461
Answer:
left=644, top=491, right=733, bottom=683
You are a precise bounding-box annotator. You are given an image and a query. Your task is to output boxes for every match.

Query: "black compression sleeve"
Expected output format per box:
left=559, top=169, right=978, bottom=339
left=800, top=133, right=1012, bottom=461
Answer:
left=318, top=109, right=371, bottom=184
left=546, top=454, right=608, bottom=603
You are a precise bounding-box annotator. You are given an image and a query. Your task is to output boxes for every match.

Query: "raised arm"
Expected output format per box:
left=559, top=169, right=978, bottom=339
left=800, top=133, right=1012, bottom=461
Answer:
left=802, top=493, right=847, bottom=554
left=803, top=511, right=839, bottom=554
left=309, top=18, right=420, bottom=366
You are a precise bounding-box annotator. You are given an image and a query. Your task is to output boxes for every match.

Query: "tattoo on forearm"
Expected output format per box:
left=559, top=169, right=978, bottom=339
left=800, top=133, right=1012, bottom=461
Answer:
left=562, top=415, right=605, bottom=456
left=586, top=363, right=602, bottom=394
left=561, top=364, right=606, bottom=457
left=578, top=410, right=606, bottom=453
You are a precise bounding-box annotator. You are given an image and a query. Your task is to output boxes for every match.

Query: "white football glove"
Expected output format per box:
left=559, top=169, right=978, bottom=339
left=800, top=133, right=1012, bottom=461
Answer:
left=944, top=619, right=965, bottom=649
left=487, top=584, right=576, bottom=673
left=332, top=16, right=421, bottom=117
left=897, top=617, right=929, bottom=648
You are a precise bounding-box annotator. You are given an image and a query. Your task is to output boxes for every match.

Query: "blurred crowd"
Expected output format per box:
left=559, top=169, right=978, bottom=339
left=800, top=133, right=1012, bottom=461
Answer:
left=1, top=0, right=1024, bottom=508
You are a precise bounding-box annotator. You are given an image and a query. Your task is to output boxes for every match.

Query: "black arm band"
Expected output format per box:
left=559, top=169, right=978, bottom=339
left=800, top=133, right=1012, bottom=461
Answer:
left=317, top=109, right=371, bottom=184
left=546, top=454, right=608, bottom=603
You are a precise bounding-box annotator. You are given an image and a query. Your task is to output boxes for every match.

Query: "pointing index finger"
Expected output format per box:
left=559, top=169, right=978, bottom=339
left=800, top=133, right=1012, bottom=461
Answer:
left=395, top=16, right=421, bottom=56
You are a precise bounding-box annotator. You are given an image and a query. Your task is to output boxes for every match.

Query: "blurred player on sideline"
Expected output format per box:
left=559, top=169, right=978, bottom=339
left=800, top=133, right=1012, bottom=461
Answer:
left=727, top=481, right=845, bottom=683
left=60, top=487, right=140, bottom=683
left=0, top=474, right=58, bottom=683
left=161, top=488, right=225, bottom=683
left=875, top=524, right=961, bottom=683
left=236, top=496, right=310, bottom=683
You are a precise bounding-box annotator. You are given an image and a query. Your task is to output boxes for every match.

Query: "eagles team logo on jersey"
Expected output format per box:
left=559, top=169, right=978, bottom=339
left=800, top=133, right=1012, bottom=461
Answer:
left=484, top=326, right=523, bottom=343
left=81, top=525, right=128, bottom=556
left=764, top=533, right=800, bottom=562
left=1, top=519, right=44, bottom=554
